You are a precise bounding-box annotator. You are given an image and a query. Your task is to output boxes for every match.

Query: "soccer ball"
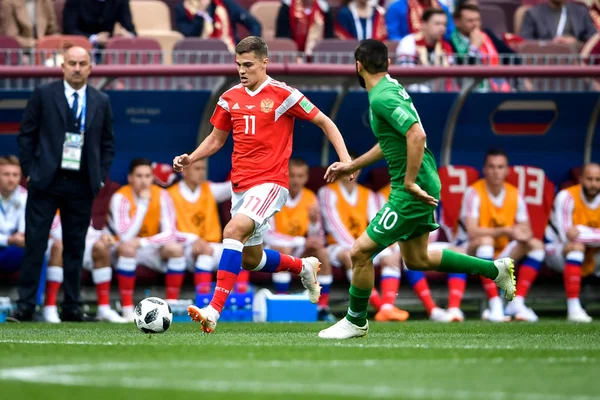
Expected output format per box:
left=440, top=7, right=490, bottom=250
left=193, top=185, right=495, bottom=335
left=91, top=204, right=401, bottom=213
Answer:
left=134, top=297, right=173, bottom=334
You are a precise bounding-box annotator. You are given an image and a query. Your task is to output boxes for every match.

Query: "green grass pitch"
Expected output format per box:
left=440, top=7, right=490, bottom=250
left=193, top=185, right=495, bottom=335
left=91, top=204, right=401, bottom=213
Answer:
left=0, top=321, right=599, bottom=400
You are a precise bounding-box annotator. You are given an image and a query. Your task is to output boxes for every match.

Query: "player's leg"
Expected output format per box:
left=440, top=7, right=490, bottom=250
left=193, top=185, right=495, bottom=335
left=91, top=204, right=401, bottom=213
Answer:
left=43, top=239, right=63, bottom=323
left=402, top=263, right=451, bottom=322
left=268, top=245, right=294, bottom=294
left=115, top=241, right=138, bottom=321
left=557, top=241, right=592, bottom=322
left=190, top=240, right=212, bottom=294
left=161, top=242, right=186, bottom=302
left=319, top=232, right=381, bottom=339
left=504, top=239, right=544, bottom=322
left=430, top=241, right=467, bottom=322
left=91, top=239, right=126, bottom=323
left=373, top=250, right=409, bottom=322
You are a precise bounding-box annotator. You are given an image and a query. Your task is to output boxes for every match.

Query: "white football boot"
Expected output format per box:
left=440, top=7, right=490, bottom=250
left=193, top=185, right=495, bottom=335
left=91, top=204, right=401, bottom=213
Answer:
left=505, top=298, right=538, bottom=322
left=568, top=308, right=592, bottom=323
left=318, top=318, right=369, bottom=339
left=299, top=257, right=321, bottom=304
left=97, top=307, right=127, bottom=323
left=188, top=304, right=219, bottom=333
left=493, top=258, right=516, bottom=301
left=42, top=306, right=61, bottom=323
left=121, top=306, right=135, bottom=323
left=429, top=307, right=453, bottom=323
left=447, top=307, right=465, bottom=322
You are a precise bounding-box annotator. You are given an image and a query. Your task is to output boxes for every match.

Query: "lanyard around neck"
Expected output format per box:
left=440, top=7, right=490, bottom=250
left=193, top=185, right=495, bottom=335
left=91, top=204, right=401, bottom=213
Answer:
left=349, top=3, right=373, bottom=40
left=555, top=6, right=567, bottom=37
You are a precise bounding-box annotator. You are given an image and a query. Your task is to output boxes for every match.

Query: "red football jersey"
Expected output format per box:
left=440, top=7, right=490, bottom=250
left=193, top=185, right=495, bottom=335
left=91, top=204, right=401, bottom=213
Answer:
left=210, top=77, right=320, bottom=192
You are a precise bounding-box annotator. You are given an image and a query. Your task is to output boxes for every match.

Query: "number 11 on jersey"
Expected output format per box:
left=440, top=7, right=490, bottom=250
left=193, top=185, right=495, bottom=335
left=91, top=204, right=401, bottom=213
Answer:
left=243, top=115, right=256, bottom=135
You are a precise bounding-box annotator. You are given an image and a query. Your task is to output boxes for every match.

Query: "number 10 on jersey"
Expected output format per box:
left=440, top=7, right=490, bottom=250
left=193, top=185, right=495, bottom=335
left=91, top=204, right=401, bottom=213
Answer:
left=243, top=115, right=256, bottom=135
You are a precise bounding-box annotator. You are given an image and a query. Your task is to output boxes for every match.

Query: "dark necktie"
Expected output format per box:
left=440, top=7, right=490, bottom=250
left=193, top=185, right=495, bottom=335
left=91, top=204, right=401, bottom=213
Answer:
left=72, top=92, right=79, bottom=120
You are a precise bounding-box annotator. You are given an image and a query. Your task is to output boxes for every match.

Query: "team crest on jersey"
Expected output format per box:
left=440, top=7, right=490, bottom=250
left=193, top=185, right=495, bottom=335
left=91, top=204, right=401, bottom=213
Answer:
left=261, top=98, right=274, bottom=113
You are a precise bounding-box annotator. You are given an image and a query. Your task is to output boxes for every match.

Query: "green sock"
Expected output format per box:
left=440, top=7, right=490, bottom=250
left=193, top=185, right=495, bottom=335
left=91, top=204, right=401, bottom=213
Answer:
left=438, top=249, right=499, bottom=280
left=345, top=285, right=371, bottom=327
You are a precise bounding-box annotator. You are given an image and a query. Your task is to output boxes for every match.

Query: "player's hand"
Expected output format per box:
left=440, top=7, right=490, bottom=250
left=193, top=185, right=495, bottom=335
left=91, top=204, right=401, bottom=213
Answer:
left=324, top=161, right=355, bottom=183
left=513, top=224, right=532, bottom=243
left=100, top=234, right=116, bottom=246
left=404, top=183, right=439, bottom=207
left=192, top=238, right=209, bottom=256
left=305, top=236, right=323, bottom=251
left=567, top=227, right=580, bottom=241
left=173, top=154, right=192, bottom=173
left=139, top=188, right=151, bottom=200
left=308, top=204, right=321, bottom=224
left=129, top=238, right=141, bottom=249
left=470, top=28, right=484, bottom=49
left=9, top=233, right=25, bottom=247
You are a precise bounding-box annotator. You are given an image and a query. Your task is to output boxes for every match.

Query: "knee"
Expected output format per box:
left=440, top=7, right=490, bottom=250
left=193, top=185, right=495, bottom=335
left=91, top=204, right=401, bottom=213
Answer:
left=528, top=238, right=545, bottom=252
left=118, top=243, right=136, bottom=258
left=162, top=242, right=184, bottom=258
left=349, top=245, right=370, bottom=267
left=478, top=236, right=495, bottom=247
left=565, top=241, right=585, bottom=254
left=51, top=239, right=63, bottom=254
left=402, top=255, right=429, bottom=271
left=92, top=240, right=109, bottom=258
left=241, top=251, right=263, bottom=270
left=223, top=219, right=254, bottom=242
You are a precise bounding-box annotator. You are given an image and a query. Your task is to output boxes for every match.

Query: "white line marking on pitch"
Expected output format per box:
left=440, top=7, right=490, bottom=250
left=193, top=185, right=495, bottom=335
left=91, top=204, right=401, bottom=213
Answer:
left=0, top=362, right=598, bottom=400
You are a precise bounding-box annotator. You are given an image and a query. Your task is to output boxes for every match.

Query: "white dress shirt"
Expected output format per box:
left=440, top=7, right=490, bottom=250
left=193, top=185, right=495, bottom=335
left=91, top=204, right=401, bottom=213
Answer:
left=63, top=80, right=87, bottom=119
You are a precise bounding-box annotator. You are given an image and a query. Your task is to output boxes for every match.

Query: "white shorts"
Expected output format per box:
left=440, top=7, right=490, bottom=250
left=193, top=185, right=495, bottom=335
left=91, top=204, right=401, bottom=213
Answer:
left=109, top=246, right=166, bottom=273
left=184, top=242, right=224, bottom=271
left=231, top=183, right=289, bottom=247
left=82, top=236, right=111, bottom=271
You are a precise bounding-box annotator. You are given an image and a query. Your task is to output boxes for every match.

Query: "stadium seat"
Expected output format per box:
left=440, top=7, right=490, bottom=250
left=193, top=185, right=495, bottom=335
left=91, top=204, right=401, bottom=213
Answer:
left=506, top=165, right=555, bottom=240
left=0, top=36, right=21, bottom=65
left=384, top=41, right=399, bottom=63
left=91, top=178, right=121, bottom=229
left=265, top=38, right=300, bottom=63
left=438, top=165, right=480, bottom=240
left=54, top=0, right=65, bottom=34
left=249, top=1, right=281, bottom=40
left=306, top=166, right=328, bottom=194
left=157, top=0, right=180, bottom=30
left=105, top=37, right=162, bottom=89
left=365, top=167, right=390, bottom=192
left=312, top=39, right=358, bottom=63
left=560, top=166, right=582, bottom=189
left=139, top=30, right=183, bottom=64
left=513, top=5, right=531, bottom=35
left=35, top=35, right=92, bottom=66
left=173, top=38, right=232, bottom=64
left=479, top=4, right=508, bottom=37
left=130, top=0, right=173, bottom=31
left=480, top=0, right=520, bottom=33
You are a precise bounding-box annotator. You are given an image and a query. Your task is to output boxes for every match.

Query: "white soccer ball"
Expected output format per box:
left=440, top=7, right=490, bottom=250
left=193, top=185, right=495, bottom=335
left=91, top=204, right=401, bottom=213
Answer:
left=134, top=297, right=173, bottom=334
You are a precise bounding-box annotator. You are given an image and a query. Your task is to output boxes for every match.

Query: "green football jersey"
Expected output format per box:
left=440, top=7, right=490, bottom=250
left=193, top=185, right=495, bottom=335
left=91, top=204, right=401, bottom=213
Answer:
left=368, top=74, right=441, bottom=199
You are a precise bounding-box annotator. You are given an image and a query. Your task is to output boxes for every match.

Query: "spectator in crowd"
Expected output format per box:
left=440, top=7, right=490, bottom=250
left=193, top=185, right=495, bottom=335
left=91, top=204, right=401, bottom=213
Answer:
left=167, top=159, right=237, bottom=298
left=450, top=4, right=510, bottom=92
left=0, top=156, right=26, bottom=273
left=175, top=0, right=261, bottom=53
left=582, top=32, right=600, bottom=90
left=108, top=158, right=184, bottom=321
left=519, top=0, right=596, bottom=46
left=396, top=8, right=454, bottom=92
left=335, top=0, right=387, bottom=41
left=544, top=163, right=600, bottom=323
left=457, top=149, right=545, bottom=323
left=318, top=163, right=409, bottom=322
left=275, top=0, right=334, bottom=54
left=263, top=158, right=334, bottom=322
left=48, top=215, right=126, bottom=323
left=62, top=0, right=136, bottom=48
left=16, top=46, right=115, bottom=323
left=0, top=0, right=59, bottom=48
left=590, top=0, right=600, bottom=31
left=386, top=0, right=454, bottom=41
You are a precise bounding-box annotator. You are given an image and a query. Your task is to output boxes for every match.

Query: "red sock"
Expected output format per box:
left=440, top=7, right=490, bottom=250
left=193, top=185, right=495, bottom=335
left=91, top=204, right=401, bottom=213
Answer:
left=117, top=275, right=136, bottom=307
left=447, top=277, right=466, bottom=309
left=564, top=264, right=582, bottom=299
left=412, top=279, right=436, bottom=314
left=45, top=281, right=61, bottom=307
left=275, top=254, right=303, bottom=274
left=318, top=292, right=330, bottom=308
left=369, top=288, right=382, bottom=310
left=194, top=271, right=213, bottom=294
left=515, top=266, right=539, bottom=298
left=480, top=276, right=499, bottom=299
left=96, top=281, right=111, bottom=307
left=210, top=270, right=238, bottom=313
left=165, top=273, right=185, bottom=301
left=237, top=269, right=250, bottom=293
left=381, top=277, right=400, bottom=306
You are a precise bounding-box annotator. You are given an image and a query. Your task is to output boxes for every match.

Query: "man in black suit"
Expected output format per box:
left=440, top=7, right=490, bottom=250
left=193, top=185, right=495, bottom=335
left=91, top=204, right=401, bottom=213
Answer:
left=15, top=46, right=115, bottom=322
left=62, top=0, right=137, bottom=48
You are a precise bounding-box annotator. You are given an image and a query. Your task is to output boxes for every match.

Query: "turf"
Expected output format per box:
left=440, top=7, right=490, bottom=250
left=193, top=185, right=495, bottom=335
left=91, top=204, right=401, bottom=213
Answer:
left=0, top=321, right=599, bottom=400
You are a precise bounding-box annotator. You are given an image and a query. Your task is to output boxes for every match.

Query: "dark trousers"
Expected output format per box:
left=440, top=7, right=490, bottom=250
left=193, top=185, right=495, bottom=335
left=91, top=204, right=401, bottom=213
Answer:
left=17, top=171, right=93, bottom=313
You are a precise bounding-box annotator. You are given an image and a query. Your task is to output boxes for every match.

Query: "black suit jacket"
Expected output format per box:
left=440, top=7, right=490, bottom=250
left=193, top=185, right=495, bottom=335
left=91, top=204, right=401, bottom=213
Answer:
left=62, top=0, right=137, bottom=37
left=18, top=81, right=115, bottom=197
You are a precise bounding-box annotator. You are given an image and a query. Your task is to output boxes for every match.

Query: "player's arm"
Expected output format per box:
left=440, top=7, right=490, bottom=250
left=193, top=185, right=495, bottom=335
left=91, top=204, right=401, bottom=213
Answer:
left=461, top=189, right=511, bottom=240
left=108, top=192, right=147, bottom=242
left=142, top=190, right=177, bottom=248
left=513, top=194, right=534, bottom=240
left=310, top=111, right=352, bottom=163
left=264, top=218, right=305, bottom=248
left=318, top=187, right=355, bottom=248
left=324, top=144, right=384, bottom=183
left=554, top=191, right=600, bottom=244
left=208, top=181, right=233, bottom=203
left=404, top=123, right=436, bottom=206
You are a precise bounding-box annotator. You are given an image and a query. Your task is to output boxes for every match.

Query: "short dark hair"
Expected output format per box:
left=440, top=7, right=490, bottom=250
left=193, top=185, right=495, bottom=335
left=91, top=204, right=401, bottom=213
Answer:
left=484, top=148, right=508, bottom=164
left=422, top=8, right=447, bottom=22
left=453, top=4, right=480, bottom=19
left=289, top=158, right=308, bottom=168
left=354, top=39, right=388, bottom=74
left=236, top=36, right=268, bottom=59
left=129, top=157, right=152, bottom=174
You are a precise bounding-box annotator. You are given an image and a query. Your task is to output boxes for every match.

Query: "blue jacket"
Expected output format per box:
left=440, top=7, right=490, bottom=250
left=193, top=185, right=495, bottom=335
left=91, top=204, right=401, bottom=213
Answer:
left=386, top=0, right=454, bottom=41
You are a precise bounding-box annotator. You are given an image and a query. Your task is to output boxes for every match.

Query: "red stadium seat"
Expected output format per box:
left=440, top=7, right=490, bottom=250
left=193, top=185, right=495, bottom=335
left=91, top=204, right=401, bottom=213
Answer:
left=438, top=165, right=480, bottom=237
left=0, top=36, right=22, bottom=66
left=506, top=165, right=555, bottom=240
left=306, top=166, right=328, bottom=194
left=91, top=178, right=121, bottom=229
left=365, top=166, right=390, bottom=192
